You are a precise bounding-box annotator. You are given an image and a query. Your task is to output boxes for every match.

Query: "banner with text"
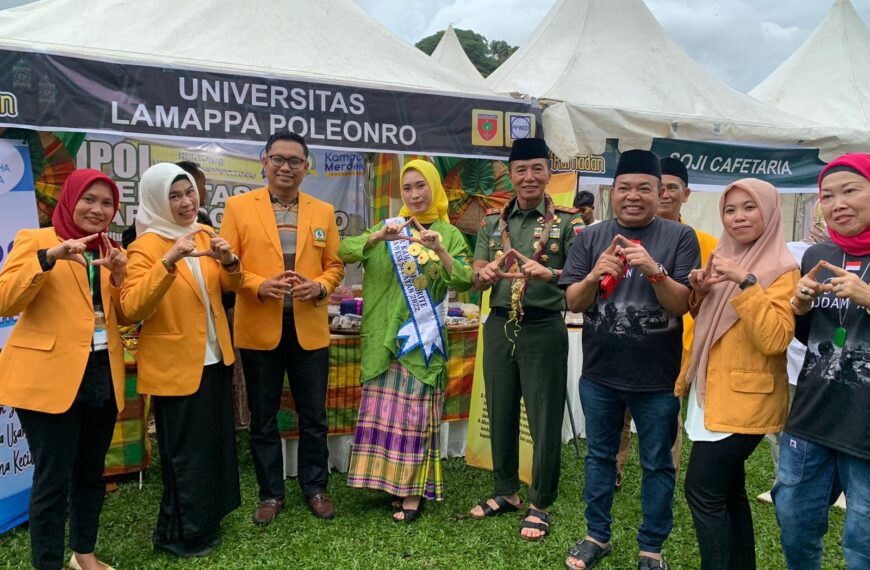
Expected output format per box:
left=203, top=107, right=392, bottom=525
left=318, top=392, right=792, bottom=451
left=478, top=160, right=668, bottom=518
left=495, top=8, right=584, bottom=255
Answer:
left=550, top=138, right=826, bottom=193
left=0, top=47, right=540, bottom=159
left=75, top=134, right=368, bottom=243
left=0, top=139, right=38, bottom=534
left=0, top=140, right=38, bottom=348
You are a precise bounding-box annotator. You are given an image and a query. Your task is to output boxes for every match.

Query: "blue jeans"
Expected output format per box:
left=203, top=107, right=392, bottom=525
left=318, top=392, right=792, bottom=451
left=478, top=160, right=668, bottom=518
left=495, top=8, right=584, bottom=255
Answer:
left=579, top=377, right=680, bottom=553
left=772, top=432, right=870, bottom=570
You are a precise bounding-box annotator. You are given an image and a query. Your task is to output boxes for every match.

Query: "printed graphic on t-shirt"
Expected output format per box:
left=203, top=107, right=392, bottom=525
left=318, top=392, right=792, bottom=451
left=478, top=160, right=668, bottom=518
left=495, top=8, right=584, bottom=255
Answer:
left=787, top=240, right=870, bottom=460
left=585, top=301, right=673, bottom=340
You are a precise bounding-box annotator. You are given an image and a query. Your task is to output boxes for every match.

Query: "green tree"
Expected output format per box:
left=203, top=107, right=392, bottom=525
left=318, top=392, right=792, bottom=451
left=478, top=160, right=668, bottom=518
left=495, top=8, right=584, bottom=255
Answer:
left=415, top=28, right=518, bottom=78
left=489, top=39, right=518, bottom=65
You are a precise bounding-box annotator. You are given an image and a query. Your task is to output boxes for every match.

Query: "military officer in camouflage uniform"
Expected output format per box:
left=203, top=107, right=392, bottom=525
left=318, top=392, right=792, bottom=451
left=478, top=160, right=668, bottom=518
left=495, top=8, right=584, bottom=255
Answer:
left=468, top=137, right=583, bottom=541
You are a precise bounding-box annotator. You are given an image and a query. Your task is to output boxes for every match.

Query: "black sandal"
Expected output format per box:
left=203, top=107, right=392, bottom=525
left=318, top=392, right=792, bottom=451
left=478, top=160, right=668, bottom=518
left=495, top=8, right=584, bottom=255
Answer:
left=472, top=495, right=521, bottom=519
left=565, top=539, right=612, bottom=569
left=519, top=508, right=550, bottom=541
left=638, top=555, right=669, bottom=569
left=392, top=498, right=425, bottom=524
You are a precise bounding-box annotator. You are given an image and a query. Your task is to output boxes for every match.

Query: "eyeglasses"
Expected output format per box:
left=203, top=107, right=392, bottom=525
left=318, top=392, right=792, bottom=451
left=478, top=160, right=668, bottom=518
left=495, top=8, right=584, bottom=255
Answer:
left=267, top=155, right=306, bottom=169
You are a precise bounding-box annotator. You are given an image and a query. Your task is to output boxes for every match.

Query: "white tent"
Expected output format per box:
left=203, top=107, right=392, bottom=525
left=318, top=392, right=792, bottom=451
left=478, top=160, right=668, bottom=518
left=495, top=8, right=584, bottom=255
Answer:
left=429, top=24, right=486, bottom=85
left=485, top=0, right=868, bottom=162
left=0, top=0, right=490, bottom=95
left=750, top=0, right=870, bottom=131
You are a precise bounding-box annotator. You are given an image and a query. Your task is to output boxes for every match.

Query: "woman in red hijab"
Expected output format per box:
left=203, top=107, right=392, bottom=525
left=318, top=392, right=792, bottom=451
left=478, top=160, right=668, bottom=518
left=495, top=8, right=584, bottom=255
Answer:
left=0, top=169, right=129, bottom=570
left=775, top=154, right=870, bottom=570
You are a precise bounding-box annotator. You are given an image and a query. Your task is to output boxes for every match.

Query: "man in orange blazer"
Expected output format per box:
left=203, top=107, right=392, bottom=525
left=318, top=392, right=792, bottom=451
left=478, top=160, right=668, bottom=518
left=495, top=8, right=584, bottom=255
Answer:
left=221, top=132, right=344, bottom=524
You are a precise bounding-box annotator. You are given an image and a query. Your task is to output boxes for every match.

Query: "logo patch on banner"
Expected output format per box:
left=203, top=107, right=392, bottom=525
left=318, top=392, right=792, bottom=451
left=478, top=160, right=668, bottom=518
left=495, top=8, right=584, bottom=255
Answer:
left=0, top=141, right=26, bottom=198
left=0, top=92, right=18, bottom=118
left=471, top=110, right=503, bottom=147
left=506, top=112, right=536, bottom=146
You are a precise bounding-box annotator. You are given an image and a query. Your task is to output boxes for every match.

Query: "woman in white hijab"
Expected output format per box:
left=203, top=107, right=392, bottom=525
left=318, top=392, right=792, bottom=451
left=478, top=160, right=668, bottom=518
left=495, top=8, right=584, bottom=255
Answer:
left=121, top=163, right=243, bottom=558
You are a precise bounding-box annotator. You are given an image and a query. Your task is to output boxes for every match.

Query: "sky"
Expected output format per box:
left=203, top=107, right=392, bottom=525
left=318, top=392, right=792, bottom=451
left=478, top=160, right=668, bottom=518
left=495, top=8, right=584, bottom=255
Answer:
left=1, top=0, right=868, bottom=92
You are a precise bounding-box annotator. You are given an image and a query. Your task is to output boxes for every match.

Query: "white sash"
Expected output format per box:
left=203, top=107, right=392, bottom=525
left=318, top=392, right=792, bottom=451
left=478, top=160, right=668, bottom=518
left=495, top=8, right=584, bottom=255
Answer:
left=385, top=217, right=448, bottom=365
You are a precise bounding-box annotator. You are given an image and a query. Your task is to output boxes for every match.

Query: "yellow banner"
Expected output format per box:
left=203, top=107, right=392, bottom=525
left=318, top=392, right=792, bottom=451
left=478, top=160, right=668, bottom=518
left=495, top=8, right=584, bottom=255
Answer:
left=545, top=171, right=578, bottom=209
left=150, top=144, right=262, bottom=185
left=464, top=290, right=534, bottom=484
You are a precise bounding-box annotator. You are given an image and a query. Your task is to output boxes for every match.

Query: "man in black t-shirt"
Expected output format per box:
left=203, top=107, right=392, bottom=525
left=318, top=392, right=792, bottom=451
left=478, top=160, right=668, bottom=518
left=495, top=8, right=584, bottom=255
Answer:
left=559, top=150, right=700, bottom=570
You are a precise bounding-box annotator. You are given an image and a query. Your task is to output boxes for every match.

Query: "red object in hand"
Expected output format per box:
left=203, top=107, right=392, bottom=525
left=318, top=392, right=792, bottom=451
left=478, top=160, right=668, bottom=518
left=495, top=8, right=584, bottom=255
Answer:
left=599, top=239, right=639, bottom=299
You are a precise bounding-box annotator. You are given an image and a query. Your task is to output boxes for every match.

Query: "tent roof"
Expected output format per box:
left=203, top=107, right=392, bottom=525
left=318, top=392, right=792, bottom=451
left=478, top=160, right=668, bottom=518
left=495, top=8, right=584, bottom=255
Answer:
left=0, top=0, right=491, bottom=96
left=429, top=25, right=486, bottom=85
left=485, top=0, right=867, bottom=160
left=750, top=0, right=870, bottom=131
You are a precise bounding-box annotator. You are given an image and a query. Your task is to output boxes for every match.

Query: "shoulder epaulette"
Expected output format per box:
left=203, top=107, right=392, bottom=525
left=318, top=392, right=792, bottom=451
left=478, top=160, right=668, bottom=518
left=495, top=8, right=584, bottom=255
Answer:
left=484, top=208, right=502, bottom=216
left=555, top=205, right=580, bottom=214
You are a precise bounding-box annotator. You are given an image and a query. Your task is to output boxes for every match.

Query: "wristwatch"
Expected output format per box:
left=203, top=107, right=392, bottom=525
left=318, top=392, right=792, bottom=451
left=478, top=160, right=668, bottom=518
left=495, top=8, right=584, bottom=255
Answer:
left=739, top=273, right=758, bottom=290
left=645, top=263, right=668, bottom=284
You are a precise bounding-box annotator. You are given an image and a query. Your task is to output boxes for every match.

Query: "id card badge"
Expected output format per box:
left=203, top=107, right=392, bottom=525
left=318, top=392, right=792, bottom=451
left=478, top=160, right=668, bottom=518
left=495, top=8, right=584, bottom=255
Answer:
left=93, top=304, right=109, bottom=351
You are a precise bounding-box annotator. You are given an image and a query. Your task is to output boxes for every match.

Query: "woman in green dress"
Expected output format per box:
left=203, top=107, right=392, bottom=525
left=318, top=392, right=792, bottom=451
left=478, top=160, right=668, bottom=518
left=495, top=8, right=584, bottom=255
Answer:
left=340, top=159, right=472, bottom=522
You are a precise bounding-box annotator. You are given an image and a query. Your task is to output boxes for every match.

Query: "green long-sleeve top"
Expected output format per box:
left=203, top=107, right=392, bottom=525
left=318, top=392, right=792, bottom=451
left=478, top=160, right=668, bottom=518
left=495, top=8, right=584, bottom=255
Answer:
left=338, top=219, right=473, bottom=387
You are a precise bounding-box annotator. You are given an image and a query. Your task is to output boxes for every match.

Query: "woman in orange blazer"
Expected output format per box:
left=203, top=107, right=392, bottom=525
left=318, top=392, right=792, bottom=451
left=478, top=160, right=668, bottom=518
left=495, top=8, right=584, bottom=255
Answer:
left=0, top=170, right=127, bottom=570
left=121, top=163, right=242, bottom=558
left=676, top=179, right=799, bottom=570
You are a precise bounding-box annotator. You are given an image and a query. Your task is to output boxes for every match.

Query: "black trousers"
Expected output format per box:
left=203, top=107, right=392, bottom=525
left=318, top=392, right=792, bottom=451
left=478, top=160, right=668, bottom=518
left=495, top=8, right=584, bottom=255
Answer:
left=684, top=433, right=764, bottom=570
left=241, top=311, right=329, bottom=500
left=16, top=397, right=117, bottom=570
left=152, top=363, right=240, bottom=551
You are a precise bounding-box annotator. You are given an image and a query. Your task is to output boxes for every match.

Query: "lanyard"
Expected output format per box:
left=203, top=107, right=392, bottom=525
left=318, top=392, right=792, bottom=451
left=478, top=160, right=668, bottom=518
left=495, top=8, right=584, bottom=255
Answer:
left=83, top=251, right=95, bottom=296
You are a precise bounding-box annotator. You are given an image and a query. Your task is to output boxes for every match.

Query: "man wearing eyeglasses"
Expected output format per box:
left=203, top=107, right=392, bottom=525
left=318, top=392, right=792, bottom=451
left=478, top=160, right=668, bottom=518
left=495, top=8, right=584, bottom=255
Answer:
left=221, top=131, right=344, bottom=524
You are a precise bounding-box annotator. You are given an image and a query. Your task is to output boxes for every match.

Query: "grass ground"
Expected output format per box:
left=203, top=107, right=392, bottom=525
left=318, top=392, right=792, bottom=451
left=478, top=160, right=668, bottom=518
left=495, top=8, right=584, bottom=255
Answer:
left=0, top=430, right=847, bottom=569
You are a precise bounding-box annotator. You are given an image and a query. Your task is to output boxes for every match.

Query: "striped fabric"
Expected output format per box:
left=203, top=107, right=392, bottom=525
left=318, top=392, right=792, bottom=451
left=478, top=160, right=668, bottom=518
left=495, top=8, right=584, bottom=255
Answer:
left=278, top=328, right=476, bottom=437
left=371, top=154, right=398, bottom=224
left=103, top=348, right=152, bottom=476
left=346, top=361, right=444, bottom=500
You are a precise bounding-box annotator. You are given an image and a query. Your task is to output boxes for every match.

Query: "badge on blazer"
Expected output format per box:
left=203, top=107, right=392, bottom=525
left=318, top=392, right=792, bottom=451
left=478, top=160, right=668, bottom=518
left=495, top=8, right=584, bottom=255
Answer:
left=313, top=228, right=326, bottom=243
left=533, top=227, right=543, bottom=238
left=549, top=227, right=561, bottom=239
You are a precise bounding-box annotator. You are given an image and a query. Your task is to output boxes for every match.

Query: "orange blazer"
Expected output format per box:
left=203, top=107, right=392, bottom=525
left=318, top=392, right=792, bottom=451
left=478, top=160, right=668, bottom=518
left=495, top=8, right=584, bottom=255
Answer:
left=0, top=228, right=127, bottom=414
left=220, top=187, right=344, bottom=350
left=121, top=230, right=242, bottom=396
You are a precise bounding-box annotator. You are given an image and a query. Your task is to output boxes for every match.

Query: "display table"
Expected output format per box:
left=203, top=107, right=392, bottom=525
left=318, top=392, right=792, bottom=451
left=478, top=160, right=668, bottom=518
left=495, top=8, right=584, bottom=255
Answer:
left=279, top=327, right=477, bottom=477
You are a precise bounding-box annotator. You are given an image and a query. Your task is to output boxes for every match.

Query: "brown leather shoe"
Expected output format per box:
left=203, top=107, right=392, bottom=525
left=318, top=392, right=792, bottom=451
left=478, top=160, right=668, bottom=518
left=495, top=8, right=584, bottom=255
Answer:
left=252, top=498, right=284, bottom=525
left=307, top=493, right=335, bottom=520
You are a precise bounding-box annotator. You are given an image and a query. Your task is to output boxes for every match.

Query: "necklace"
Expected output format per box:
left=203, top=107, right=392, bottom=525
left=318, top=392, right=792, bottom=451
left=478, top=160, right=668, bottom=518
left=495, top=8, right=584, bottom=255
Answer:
left=834, top=252, right=870, bottom=347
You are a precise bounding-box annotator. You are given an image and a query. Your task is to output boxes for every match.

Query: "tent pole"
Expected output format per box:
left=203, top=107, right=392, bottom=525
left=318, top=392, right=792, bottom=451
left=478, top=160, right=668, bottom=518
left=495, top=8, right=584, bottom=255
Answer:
left=792, top=193, right=805, bottom=241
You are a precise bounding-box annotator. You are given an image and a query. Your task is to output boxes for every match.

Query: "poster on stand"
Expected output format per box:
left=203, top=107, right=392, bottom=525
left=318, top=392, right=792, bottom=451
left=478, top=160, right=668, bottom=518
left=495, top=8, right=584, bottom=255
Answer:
left=0, top=139, right=38, bottom=534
